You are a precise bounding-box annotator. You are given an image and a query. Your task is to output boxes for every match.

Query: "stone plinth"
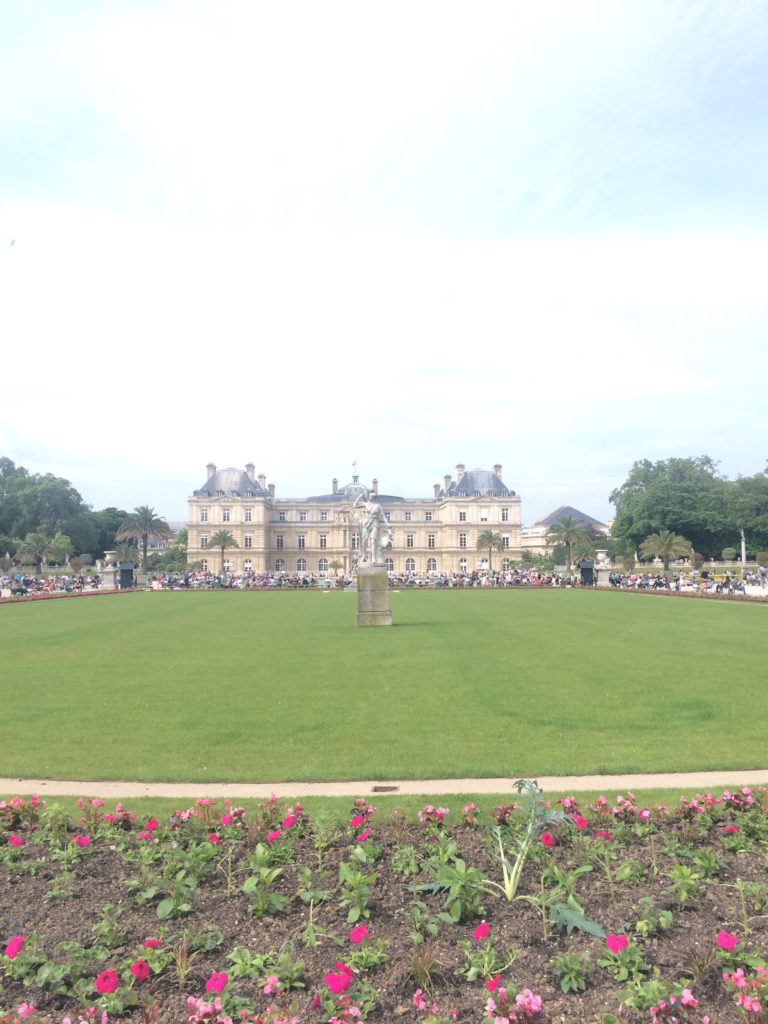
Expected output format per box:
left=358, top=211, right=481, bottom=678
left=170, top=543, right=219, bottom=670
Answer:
left=595, top=549, right=612, bottom=588
left=356, top=565, right=393, bottom=627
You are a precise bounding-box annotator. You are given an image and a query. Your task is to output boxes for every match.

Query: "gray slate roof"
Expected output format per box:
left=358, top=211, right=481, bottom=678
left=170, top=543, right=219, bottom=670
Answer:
left=535, top=505, right=607, bottom=528
left=442, top=468, right=514, bottom=498
left=193, top=468, right=267, bottom=498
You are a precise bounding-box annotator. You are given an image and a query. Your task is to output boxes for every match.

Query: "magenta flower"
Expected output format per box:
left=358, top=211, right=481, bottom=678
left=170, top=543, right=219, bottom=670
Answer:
left=605, top=934, right=628, bottom=954
left=205, top=971, right=229, bottom=993
left=722, top=825, right=739, bottom=834
left=324, top=963, right=354, bottom=994
left=266, top=828, right=282, bottom=843
left=486, top=976, right=502, bottom=992
left=220, top=815, right=233, bottom=826
left=208, top=833, right=222, bottom=845
left=94, top=969, right=119, bottom=994
left=571, top=814, right=588, bottom=830
left=143, top=939, right=163, bottom=949
left=138, top=831, right=155, bottom=841
left=145, top=817, right=159, bottom=831
left=716, top=930, right=739, bottom=952
left=5, top=935, right=24, bottom=960
left=356, top=828, right=372, bottom=842
left=281, top=813, right=297, bottom=830
left=262, top=974, right=280, bottom=995
left=594, top=830, right=613, bottom=841
left=474, top=921, right=490, bottom=942
left=72, top=835, right=91, bottom=848
left=349, top=924, right=369, bottom=944
left=350, top=814, right=366, bottom=829
left=8, top=836, right=23, bottom=848
left=540, top=831, right=555, bottom=847
left=130, top=959, right=151, bottom=982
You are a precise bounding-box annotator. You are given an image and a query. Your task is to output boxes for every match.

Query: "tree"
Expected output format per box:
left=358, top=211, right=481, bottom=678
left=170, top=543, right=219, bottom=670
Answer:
left=116, top=542, right=139, bottom=565
left=639, top=530, right=692, bottom=571
left=545, top=515, right=592, bottom=571
left=475, top=529, right=503, bottom=572
left=115, top=506, right=173, bottom=570
left=16, top=531, right=57, bottom=575
left=207, top=530, right=239, bottom=573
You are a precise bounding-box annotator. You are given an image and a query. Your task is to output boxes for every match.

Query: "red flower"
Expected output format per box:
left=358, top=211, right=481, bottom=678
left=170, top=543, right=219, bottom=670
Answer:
left=324, top=963, right=354, bottom=994
left=145, top=817, right=159, bottom=831
left=5, top=935, right=24, bottom=960
left=722, top=825, right=739, bottom=834
left=130, top=959, right=151, bottom=981
left=205, top=971, right=229, bottom=993
left=266, top=828, right=282, bottom=843
left=281, top=813, right=297, bottom=830
left=474, top=921, right=490, bottom=942
left=94, top=969, right=119, bottom=994
left=716, top=930, right=739, bottom=952
left=594, top=830, right=613, bottom=841
left=571, top=814, right=588, bottom=830
left=356, top=828, right=372, bottom=842
left=350, top=814, right=366, bottom=828
left=605, top=934, right=628, bottom=954
left=208, top=833, right=222, bottom=845
left=540, top=831, right=555, bottom=847
left=349, top=925, right=369, bottom=944
left=486, top=976, right=502, bottom=992
left=143, top=939, right=163, bottom=949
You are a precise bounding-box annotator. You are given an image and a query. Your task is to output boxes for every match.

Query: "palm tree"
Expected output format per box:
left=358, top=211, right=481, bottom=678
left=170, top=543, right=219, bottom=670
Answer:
left=16, top=531, right=57, bottom=575
left=208, top=529, right=239, bottom=573
left=115, top=541, right=139, bottom=566
left=545, top=515, right=593, bottom=571
left=639, top=529, right=692, bottom=571
left=475, top=528, right=503, bottom=572
left=116, top=506, right=173, bottom=570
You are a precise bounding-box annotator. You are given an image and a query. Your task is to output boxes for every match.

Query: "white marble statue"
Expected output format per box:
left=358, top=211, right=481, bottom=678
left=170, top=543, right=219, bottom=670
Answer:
left=354, top=493, right=393, bottom=565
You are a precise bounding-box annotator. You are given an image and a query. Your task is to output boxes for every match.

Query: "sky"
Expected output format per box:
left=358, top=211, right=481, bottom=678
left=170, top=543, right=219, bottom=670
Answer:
left=1, top=0, right=767, bottom=526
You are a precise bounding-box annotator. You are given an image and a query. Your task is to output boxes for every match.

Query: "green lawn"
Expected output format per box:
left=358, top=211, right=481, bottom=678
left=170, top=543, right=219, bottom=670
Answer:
left=1, top=589, right=766, bottom=783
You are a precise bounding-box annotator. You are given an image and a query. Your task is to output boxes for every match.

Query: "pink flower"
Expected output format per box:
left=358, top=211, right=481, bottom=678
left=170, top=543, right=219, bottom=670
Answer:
left=571, top=814, right=588, bottom=830
left=680, top=989, right=698, bottom=1007
left=349, top=924, right=369, bottom=944
left=72, top=835, right=91, bottom=848
left=350, top=814, right=366, bottom=829
left=356, top=828, right=372, bottom=842
left=281, top=813, right=297, bottom=830
left=208, top=832, right=222, bottom=845
left=8, top=835, right=23, bottom=848
left=595, top=830, right=613, bottom=841
left=262, top=975, right=280, bottom=995
left=716, top=930, right=739, bottom=952
left=5, top=935, right=24, bottom=959
left=143, top=939, right=163, bottom=949
left=220, top=815, right=233, bottom=826
left=540, top=831, right=555, bottom=847
left=130, top=959, right=151, bottom=981
left=605, top=934, right=628, bottom=954
left=722, top=825, right=739, bottom=834
left=16, top=1003, right=35, bottom=1020
left=94, top=969, right=119, bottom=994
left=324, top=963, right=354, bottom=994
left=138, top=831, right=155, bottom=841
left=144, top=817, right=159, bottom=831
left=266, top=828, right=282, bottom=843
left=474, top=921, right=490, bottom=942
left=486, top=976, right=502, bottom=992
left=205, top=971, right=229, bottom=993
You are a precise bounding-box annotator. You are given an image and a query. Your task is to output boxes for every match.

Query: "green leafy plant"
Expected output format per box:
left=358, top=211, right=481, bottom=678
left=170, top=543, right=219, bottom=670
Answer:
left=338, top=861, right=378, bottom=923
left=550, top=950, right=591, bottom=993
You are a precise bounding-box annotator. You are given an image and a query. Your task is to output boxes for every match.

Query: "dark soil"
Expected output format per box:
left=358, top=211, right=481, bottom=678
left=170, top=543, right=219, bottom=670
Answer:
left=1, top=790, right=767, bottom=1023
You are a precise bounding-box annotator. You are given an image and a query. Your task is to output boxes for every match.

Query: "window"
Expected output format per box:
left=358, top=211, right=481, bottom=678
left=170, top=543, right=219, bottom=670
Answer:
left=352, top=534, right=360, bottom=549
left=202, top=559, right=208, bottom=571
left=385, top=558, right=394, bottom=571
left=297, top=558, right=306, bottom=571
left=404, top=511, right=412, bottom=522
left=318, top=558, right=328, bottom=572
left=244, top=535, right=253, bottom=548
left=320, top=511, right=328, bottom=522
left=223, top=559, right=232, bottom=572
left=298, top=534, right=305, bottom=549
left=427, top=533, right=436, bottom=549
left=405, top=557, right=416, bottom=572
left=480, top=507, right=489, bottom=522
left=244, top=559, right=252, bottom=570
left=427, top=558, right=437, bottom=571
left=502, top=558, right=511, bottom=570
left=501, top=508, right=509, bottom=522
left=223, top=508, right=231, bottom=523
left=275, top=558, right=285, bottom=571
left=459, top=558, right=467, bottom=571
left=384, top=510, right=391, bottom=522
left=276, top=534, right=284, bottom=549
left=406, top=533, right=414, bottom=548
left=425, top=511, right=433, bottom=522
left=278, top=511, right=286, bottom=522
left=299, top=510, right=307, bottom=522
left=244, top=508, right=253, bottom=523
left=200, top=535, right=208, bottom=548
left=319, top=533, right=327, bottom=548
left=502, top=534, right=510, bottom=549
left=459, top=533, right=467, bottom=548
left=200, top=508, right=208, bottom=523
left=459, top=511, right=467, bottom=522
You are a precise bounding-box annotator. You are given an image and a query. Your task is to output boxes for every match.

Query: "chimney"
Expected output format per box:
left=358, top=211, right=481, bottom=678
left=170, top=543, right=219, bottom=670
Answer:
left=332, top=477, right=338, bottom=494
left=245, top=462, right=255, bottom=478
left=268, top=483, right=275, bottom=498
left=493, top=464, right=502, bottom=478
left=443, top=474, right=452, bottom=493
left=456, top=464, right=465, bottom=484
left=258, top=473, right=266, bottom=490
left=206, top=462, right=216, bottom=478
left=371, top=478, right=378, bottom=496
left=433, top=483, right=440, bottom=498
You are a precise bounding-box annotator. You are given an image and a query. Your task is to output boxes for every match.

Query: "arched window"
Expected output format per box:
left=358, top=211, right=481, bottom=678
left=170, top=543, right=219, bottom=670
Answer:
left=405, top=557, right=416, bottom=572
left=385, top=558, right=394, bottom=571
left=318, top=558, right=328, bottom=572
left=275, top=558, right=285, bottom=572
left=427, top=558, right=437, bottom=572
left=297, top=558, right=307, bottom=571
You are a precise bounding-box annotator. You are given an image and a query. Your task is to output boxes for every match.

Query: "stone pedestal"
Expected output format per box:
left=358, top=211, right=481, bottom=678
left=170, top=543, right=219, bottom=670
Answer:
left=356, top=565, right=393, bottom=627
left=100, top=550, right=118, bottom=590
left=594, top=549, right=612, bottom=588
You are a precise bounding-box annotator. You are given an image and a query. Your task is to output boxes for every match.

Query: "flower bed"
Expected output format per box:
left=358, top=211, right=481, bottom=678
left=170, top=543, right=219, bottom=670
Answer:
left=2, top=785, right=768, bottom=1023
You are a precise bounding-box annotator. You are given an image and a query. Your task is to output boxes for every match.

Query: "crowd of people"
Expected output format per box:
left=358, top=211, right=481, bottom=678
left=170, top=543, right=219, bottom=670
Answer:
left=1, top=573, right=103, bottom=596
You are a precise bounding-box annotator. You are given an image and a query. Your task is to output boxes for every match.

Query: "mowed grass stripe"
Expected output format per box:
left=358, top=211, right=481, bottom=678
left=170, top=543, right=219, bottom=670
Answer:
left=1, top=590, right=766, bottom=782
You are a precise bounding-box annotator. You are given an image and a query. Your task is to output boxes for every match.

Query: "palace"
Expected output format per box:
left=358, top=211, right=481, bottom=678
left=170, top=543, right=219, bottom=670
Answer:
left=186, top=462, right=522, bottom=575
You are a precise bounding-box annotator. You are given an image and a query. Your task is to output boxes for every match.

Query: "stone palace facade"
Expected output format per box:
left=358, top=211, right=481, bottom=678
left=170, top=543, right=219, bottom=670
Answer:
left=186, top=462, right=522, bottom=575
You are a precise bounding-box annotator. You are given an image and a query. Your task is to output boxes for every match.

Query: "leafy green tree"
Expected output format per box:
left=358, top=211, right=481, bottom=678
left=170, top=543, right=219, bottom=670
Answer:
left=545, top=515, right=592, bottom=571
left=115, top=542, right=139, bottom=565
left=726, top=473, right=768, bottom=558
left=0, top=459, right=97, bottom=555
left=92, top=507, right=130, bottom=560
left=610, top=457, right=730, bottom=559
left=208, top=529, right=239, bottom=573
left=475, top=529, right=503, bottom=572
left=639, top=530, right=692, bottom=570
left=50, top=531, right=74, bottom=566
left=115, top=506, right=173, bottom=570
left=16, top=531, right=57, bottom=575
